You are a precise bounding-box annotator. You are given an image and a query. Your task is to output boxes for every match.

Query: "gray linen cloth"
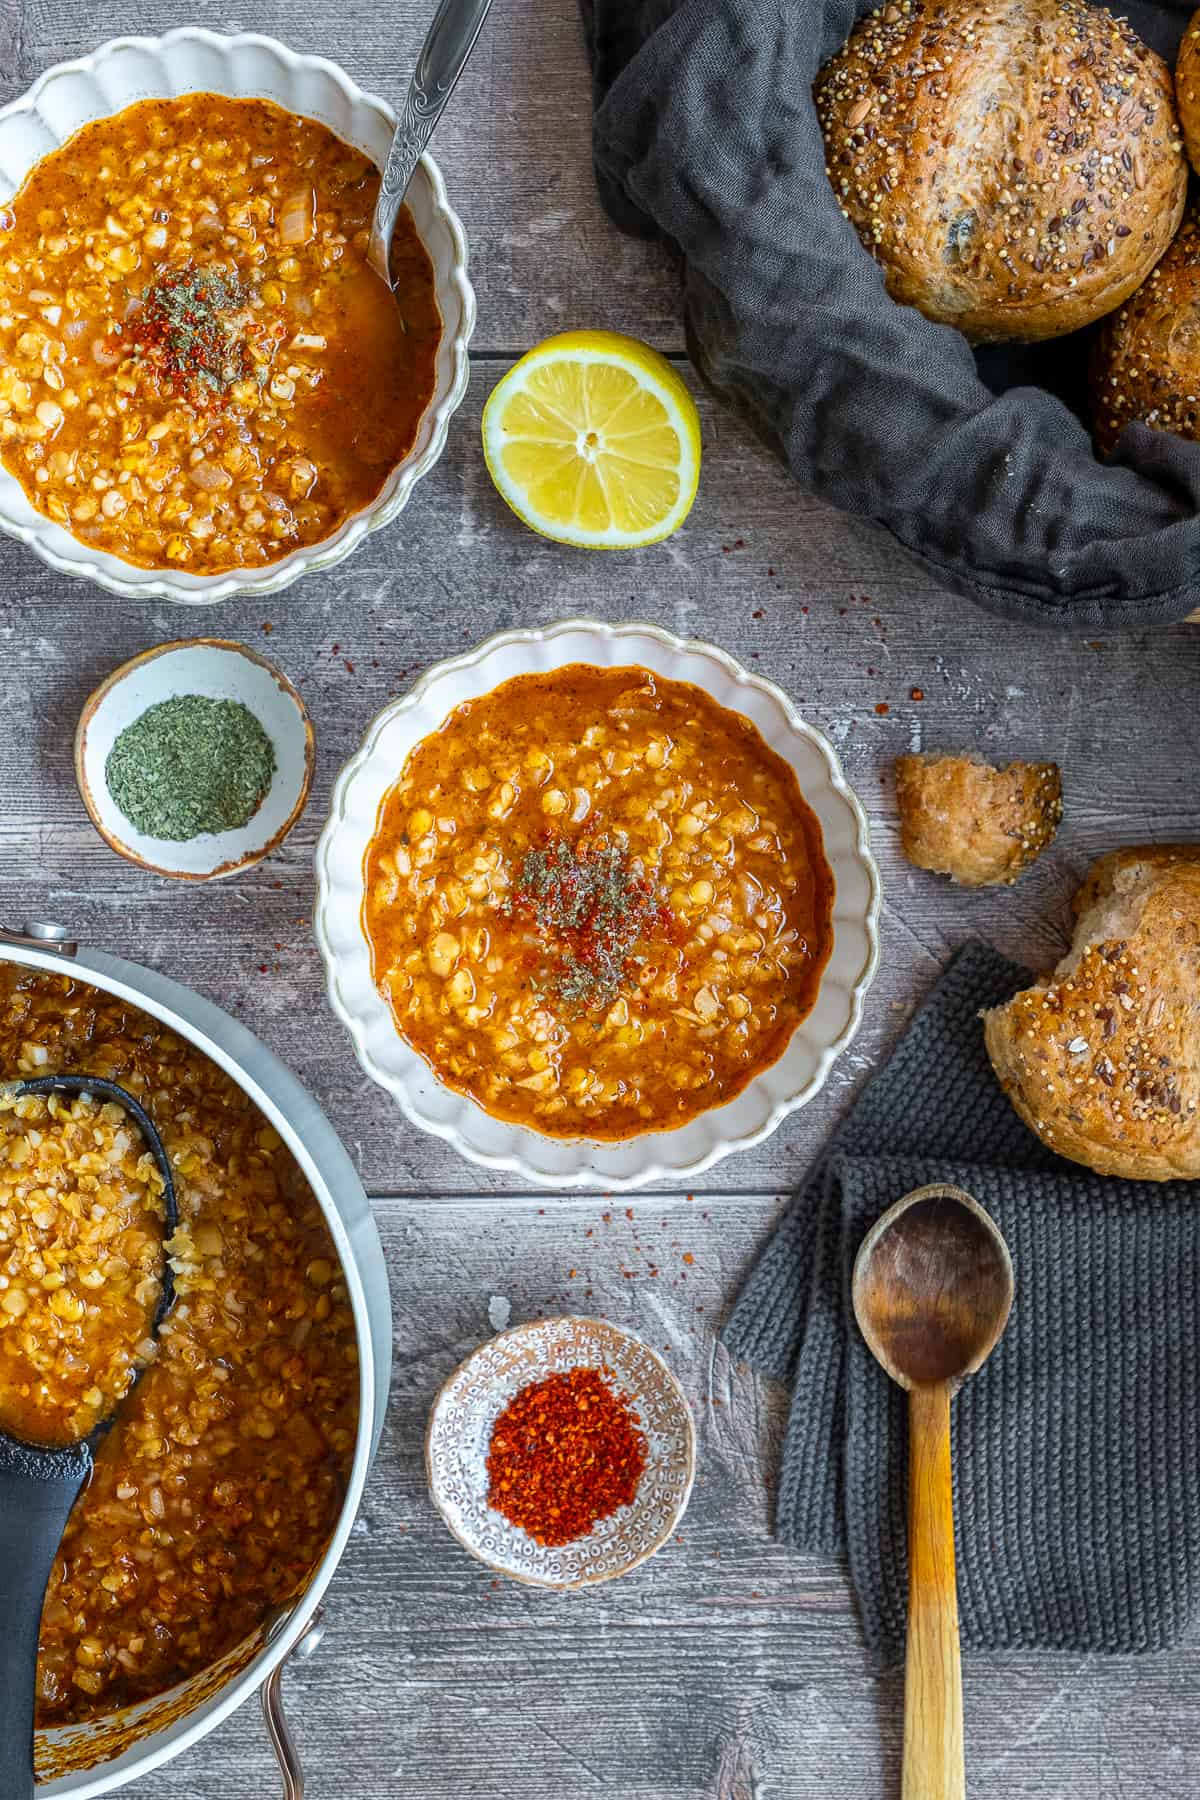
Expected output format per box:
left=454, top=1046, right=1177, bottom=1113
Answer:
left=723, top=943, right=1200, bottom=1660
left=582, top=0, right=1200, bottom=625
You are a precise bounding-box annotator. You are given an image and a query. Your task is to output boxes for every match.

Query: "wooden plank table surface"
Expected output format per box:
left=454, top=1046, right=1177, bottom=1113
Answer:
left=4, top=2, right=1200, bottom=1795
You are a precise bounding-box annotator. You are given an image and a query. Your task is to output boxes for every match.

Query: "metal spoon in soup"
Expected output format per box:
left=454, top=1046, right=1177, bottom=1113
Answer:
left=367, top=0, right=494, bottom=288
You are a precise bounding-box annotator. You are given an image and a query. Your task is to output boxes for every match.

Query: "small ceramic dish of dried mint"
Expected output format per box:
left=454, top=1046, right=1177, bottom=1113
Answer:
left=75, top=639, right=314, bottom=881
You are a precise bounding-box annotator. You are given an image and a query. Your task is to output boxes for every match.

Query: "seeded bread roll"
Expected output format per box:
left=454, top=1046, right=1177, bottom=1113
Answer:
left=895, top=752, right=1062, bottom=885
left=815, top=0, right=1186, bottom=344
left=983, top=846, right=1200, bottom=1180
left=1091, top=208, right=1200, bottom=455
left=1176, top=11, right=1200, bottom=172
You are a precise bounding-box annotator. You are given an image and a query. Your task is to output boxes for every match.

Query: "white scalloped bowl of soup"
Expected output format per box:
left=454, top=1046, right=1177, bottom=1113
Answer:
left=315, top=619, right=882, bottom=1190
left=0, top=29, right=474, bottom=601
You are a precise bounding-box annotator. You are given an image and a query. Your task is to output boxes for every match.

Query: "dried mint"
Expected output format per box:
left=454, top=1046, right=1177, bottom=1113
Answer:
left=105, top=694, right=276, bottom=841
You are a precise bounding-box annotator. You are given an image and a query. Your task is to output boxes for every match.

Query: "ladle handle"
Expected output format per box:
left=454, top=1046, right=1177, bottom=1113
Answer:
left=0, top=1452, right=91, bottom=1798
left=903, top=1383, right=965, bottom=1800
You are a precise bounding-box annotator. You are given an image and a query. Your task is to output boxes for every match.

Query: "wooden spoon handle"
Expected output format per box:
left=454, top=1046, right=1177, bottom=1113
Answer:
left=903, top=1382, right=964, bottom=1800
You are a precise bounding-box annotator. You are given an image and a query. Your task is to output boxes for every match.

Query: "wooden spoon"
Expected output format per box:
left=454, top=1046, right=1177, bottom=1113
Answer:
left=852, top=1184, right=1014, bottom=1800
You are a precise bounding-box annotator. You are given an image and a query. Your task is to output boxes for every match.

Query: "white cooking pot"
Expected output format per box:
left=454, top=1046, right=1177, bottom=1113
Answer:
left=0, top=921, right=391, bottom=1797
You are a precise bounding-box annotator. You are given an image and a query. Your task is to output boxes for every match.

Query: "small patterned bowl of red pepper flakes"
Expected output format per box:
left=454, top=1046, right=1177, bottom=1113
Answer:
left=425, top=1315, right=695, bottom=1588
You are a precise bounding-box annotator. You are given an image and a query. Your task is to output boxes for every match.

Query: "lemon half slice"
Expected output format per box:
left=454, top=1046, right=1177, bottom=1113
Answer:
left=481, top=330, right=701, bottom=549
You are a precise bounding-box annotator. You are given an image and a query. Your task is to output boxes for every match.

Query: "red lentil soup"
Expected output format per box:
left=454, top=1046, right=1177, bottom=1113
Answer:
left=363, top=665, right=835, bottom=1140
left=0, top=969, right=359, bottom=1728
left=0, top=94, right=441, bottom=572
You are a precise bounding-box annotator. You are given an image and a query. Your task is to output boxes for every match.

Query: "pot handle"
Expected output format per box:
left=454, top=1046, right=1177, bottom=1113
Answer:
left=0, top=921, right=78, bottom=956
left=0, top=1441, right=92, bottom=1799
left=261, top=1608, right=326, bottom=1800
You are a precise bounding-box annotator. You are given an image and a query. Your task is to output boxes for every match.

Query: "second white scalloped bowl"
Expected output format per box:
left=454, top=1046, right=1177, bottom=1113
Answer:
left=0, top=29, right=475, bottom=602
left=315, top=620, right=881, bottom=1190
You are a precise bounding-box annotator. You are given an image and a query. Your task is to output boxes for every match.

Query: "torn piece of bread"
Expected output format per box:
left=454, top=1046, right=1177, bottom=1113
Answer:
left=895, top=752, right=1062, bottom=887
left=983, top=846, right=1200, bottom=1180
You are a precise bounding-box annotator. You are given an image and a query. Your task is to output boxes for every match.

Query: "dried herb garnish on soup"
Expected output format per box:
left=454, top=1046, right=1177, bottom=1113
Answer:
left=507, top=834, right=674, bottom=1010
left=128, top=262, right=252, bottom=403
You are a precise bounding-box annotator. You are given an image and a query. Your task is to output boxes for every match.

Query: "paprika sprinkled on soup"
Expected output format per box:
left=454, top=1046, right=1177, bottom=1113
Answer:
left=363, top=664, right=835, bottom=1140
left=487, top=1366, right=647, bottom=1547
left=0, top=94, right=441, bottom=572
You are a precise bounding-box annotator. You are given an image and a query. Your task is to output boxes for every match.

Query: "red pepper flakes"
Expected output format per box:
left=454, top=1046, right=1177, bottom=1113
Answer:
left=875, top=702, right=890, bottom=716
left=486, top=1366, right=647, bottom=1547
left=911, top=687, right=925, bottom=702
left=127, top=262, right=250, bottom=402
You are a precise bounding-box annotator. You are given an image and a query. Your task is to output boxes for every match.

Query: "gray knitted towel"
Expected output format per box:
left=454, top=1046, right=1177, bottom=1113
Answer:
left=723, top=942, right=1200, bottom=1661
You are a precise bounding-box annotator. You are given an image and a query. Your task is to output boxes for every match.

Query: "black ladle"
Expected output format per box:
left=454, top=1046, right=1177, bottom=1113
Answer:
left=0, top=1075, right=177, bottom=1799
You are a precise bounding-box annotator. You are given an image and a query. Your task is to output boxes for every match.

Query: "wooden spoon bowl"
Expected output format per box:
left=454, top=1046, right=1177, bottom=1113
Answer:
left=854, top=1186, right=1013, bottom=1391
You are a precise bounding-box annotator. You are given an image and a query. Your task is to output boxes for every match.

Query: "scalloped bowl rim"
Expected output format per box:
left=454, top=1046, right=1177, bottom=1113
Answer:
left=314, top=619, right=882, bottom=1190
left=0, top=27, right=475, bottom=602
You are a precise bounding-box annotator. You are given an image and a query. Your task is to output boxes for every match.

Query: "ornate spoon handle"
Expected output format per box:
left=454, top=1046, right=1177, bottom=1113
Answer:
left=368, top=0, right=494, bottom=285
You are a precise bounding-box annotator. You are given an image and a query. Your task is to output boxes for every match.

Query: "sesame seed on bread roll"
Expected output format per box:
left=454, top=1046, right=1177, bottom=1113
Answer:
left=1091, top=207, right=1200, bottom=455
left=815, top=0, right=1186, bottom=344
left=895, top=751, right=1063, bottom=886
left=1176, top=10, right=1200, bottom=172
left=983, top=846, right=1200, bottom=1181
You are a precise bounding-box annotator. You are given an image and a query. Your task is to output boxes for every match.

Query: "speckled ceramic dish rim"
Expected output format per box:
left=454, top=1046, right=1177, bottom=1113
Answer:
left=315, top=618, right=882, bottom=1191
left=424, top=1316, right=698, bottom=1590
left=0, top=27, right=476, bottom=602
